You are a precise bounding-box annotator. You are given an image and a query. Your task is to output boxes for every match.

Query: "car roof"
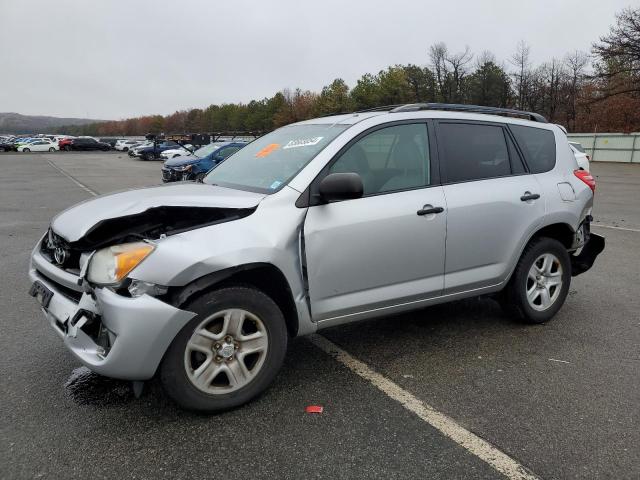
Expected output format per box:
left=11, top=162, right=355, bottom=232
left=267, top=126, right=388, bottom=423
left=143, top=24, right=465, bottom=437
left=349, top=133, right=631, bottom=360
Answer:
left=293, top=104, right=551, bottom=129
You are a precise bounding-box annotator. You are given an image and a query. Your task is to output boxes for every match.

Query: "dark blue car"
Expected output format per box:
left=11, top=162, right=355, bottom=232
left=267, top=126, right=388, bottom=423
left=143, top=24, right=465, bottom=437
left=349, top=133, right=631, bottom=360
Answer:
left=136, top=141, right=181, bottom=161
left=161, top=141, right=248, bottom=182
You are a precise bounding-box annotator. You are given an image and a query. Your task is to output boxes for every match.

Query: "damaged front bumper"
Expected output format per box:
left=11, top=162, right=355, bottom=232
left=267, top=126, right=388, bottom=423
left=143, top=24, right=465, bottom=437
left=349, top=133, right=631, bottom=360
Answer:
left=29, top=252, right=196, bottom=380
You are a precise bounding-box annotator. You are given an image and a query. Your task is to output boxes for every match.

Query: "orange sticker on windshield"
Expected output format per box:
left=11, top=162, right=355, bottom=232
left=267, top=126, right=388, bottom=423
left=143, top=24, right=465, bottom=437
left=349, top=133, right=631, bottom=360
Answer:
left=255, top=143, right=280, bottom=158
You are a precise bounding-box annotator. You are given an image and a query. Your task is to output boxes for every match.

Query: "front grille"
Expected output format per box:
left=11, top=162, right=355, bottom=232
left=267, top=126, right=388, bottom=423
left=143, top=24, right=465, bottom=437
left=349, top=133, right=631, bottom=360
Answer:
left=162, top=169, right=180, bottom=182
left=40, top=228, right=81, bottom=272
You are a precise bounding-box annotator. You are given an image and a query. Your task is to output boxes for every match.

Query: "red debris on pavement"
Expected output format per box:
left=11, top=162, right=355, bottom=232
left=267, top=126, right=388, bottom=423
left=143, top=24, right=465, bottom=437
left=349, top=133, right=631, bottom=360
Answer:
left=305, top=405, right=323, bottom=414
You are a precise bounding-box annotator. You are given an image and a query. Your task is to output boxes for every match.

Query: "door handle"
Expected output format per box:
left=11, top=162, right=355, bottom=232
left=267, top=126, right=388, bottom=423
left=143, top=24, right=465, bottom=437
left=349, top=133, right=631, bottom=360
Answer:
left=520, top=192, right=540, bottom=201
left=417, top=206, right=444, bottom=216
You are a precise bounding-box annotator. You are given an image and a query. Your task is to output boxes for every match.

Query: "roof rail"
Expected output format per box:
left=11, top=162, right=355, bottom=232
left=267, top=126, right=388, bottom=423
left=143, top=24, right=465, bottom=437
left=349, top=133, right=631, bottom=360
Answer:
left=355, top=104, right=405, bottom=113
left=388, top=103, right=548, bottom=123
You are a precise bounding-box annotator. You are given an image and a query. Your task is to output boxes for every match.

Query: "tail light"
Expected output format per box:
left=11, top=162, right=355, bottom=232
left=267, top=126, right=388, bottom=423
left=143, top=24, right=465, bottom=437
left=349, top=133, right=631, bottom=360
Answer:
left=574, top=169, right=596, bottom=192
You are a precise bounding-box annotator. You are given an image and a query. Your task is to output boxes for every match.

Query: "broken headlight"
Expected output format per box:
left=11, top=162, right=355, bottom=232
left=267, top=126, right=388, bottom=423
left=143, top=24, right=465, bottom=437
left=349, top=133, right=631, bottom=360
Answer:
left=87, top=241, right=154, bottom=286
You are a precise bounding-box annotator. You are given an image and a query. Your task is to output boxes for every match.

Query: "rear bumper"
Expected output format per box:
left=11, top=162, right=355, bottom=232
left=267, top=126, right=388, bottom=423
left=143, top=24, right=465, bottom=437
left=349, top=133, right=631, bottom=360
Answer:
left=571, top=233, right=605, bottom=276
left=29, top=264, right=196, bottom=380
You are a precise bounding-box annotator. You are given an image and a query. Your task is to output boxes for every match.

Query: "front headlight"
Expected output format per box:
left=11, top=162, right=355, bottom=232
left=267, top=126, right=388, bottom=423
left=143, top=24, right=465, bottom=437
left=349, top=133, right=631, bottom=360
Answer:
left=174, top=164, right=193, bottom=172
left=87, top=241, right=154, bottom=285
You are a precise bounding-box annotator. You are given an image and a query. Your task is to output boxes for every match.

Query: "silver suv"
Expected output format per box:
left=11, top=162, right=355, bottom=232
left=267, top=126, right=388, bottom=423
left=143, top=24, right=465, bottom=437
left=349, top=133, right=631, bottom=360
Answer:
left=29, top=104, right=604, bottom=411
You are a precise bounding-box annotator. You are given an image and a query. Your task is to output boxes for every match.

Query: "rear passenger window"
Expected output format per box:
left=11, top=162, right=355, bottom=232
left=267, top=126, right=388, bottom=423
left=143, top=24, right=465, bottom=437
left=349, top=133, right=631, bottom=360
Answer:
left=510, top=125, right=556, bottom=173
left=438, top=123, right=511, bottom=183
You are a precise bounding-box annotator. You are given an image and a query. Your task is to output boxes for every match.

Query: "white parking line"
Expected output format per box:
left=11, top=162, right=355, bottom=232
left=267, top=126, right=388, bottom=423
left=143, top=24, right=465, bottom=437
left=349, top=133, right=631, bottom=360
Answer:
left=46, top=159, right=98, bottom=196
left=592, top=224, right=640, bottom=233
left=309, top=334, right=540, bottom=480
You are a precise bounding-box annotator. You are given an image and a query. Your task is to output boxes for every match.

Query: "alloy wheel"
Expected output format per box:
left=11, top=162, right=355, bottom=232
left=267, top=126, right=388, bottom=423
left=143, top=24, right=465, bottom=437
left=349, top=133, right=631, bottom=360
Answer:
left=184, top=309, right=269, bottom=394
left=526, top=253, right=563, bottom=311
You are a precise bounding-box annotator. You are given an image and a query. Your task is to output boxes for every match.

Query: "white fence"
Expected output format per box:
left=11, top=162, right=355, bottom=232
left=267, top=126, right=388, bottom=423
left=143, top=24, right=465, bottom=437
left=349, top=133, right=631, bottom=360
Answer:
left=566, top=133, right=640, bottom=163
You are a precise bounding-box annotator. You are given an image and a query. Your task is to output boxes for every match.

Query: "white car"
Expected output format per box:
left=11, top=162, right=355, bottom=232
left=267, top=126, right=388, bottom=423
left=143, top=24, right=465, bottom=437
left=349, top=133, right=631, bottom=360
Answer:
left=569, top=142, right=590, bottom=171
left=18, top=139, right=59, bottom=152
left=116, top=140, right=143, bottom=152
left=160, top=144, right=194, bottom=159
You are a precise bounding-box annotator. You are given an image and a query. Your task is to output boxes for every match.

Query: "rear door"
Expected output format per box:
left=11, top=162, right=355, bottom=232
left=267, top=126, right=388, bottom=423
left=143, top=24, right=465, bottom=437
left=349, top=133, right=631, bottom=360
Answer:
left=303, top=122, right=447, bottom=321
left=435, top=120, right=545, bottom=294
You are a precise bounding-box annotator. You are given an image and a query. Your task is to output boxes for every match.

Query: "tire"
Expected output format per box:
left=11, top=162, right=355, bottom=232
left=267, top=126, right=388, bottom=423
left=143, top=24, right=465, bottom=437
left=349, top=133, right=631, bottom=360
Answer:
left=123, top=147, right=129, bottom=152
left=64, top=145, right=71, bottom=151
left=195, top=172, right=207, bottom=182
left=48, top=147, right=55, bottom=152
left=501, top=237, right=571, bottom=324
left=160, top=286, right=288, bottom=412
left=23, top=148, right=30, bottom=152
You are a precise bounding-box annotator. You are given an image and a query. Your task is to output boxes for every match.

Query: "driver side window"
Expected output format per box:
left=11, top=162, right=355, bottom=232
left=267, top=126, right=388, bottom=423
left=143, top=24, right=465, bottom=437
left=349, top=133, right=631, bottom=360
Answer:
left=329, top=123, right=430, bottom=195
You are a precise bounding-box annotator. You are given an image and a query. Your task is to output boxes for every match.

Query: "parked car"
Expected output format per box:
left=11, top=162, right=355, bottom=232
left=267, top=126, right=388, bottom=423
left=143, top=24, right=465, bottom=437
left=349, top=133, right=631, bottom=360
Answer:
left=99, top=138, right=121, bottom=148
left=0, top=140, right=15, bottom=151
left=28, top=104, right=604, bottom=412
left=569, top=142, right=590, bottom=171
left=115, top=139, right=144, bottom=152
left=65, top=137, right=111, bottom=151
left=135, top=140, right=181, bottom=161
left=128, top=141, right=154, bottom=157
left=17, top=139, right=58, bottom=152
left=161, top=141, right=247, bottom=182
left=159, top=144, right=194, bottom=160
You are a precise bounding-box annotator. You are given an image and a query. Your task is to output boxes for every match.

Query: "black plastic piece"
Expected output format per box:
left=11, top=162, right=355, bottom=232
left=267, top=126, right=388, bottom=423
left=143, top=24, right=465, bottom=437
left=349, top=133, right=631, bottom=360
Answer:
left=318, top=173, right=364, bottom=202
left=571, top=233, right=605, bottom=276
left=389, top=103, right=548, bottom=123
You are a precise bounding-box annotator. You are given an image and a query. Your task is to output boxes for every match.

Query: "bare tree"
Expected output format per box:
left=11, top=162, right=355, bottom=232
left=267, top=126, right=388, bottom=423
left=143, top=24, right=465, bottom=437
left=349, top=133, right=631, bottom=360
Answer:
left=429, top=42, right=450, bottom=101
left=445, top=46, right=474, bottom=103
left=510, top=40, right=531, bottom=110
left=592, top=6, right=640, bottom=97
left=563, top=50, right=589, bottom=128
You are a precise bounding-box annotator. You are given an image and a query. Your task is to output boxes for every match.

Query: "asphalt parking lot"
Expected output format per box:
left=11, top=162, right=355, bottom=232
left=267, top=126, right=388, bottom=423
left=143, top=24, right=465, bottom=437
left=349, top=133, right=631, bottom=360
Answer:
left=1, top=152, right=639, bottom=479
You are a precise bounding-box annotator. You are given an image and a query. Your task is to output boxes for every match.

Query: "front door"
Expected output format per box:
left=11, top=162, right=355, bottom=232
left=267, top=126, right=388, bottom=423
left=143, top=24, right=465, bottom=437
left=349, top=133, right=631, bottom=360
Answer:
left=303, top=122, right=447, bottom=321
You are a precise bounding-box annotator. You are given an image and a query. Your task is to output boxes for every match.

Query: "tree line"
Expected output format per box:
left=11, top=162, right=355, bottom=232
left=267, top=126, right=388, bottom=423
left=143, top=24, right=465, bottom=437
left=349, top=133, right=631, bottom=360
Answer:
left=61, top=7, right=640, bottom=137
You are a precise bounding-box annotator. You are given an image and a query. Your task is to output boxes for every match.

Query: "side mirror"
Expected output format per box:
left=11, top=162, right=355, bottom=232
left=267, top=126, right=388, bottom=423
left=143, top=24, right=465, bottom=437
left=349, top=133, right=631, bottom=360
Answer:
left=318, top=173, right=363, bottom=202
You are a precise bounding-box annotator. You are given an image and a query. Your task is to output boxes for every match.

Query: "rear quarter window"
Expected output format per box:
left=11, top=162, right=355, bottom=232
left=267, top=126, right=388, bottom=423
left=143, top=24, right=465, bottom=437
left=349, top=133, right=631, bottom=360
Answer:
left=510, top=125, right=556, bottom=173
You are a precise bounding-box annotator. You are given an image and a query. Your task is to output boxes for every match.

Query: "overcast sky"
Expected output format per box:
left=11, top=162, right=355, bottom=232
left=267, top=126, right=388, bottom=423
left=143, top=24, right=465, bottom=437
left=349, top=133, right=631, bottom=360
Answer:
left=0, top=0, right=632, bottom=119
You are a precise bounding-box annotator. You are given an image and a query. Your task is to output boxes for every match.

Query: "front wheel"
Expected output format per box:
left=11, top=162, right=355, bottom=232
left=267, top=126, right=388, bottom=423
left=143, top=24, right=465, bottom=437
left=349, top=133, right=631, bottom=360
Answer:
left=501, top=237, right=571, bottom=324
left=64, top=145, right=71, bottom=151
left=48, top=147, right=55, bottom=152
left=160, top=286, right=288, bottom=412
left=23, top=148, right=30, bottom=152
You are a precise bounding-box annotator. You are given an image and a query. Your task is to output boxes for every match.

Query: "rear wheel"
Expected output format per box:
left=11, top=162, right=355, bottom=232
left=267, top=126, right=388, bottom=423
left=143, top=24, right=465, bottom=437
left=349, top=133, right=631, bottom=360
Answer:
left=64, top=145, right=71, bottom=151
left=160, top=286, right=288, bottom=412
left=501, top=237, right=570, bottom=324
left=48, top=147, right=55, bottom=152
left=123, top=147, right=129, bottom=152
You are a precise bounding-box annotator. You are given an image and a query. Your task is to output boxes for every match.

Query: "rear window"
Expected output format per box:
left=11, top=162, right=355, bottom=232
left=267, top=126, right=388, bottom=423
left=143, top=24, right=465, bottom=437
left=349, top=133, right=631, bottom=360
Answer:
left=510, top=125, right=556, bottom=173
left=438, top=123, right=511, bottom=183
left=569, top=142, right=585, bottom=153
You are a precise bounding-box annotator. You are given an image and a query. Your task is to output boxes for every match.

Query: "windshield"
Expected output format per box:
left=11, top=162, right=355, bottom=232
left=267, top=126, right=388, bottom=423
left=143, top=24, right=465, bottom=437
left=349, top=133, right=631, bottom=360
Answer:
left=203, top=124, right=349, bottom=193
left=194, top=143, right=223, bottom=158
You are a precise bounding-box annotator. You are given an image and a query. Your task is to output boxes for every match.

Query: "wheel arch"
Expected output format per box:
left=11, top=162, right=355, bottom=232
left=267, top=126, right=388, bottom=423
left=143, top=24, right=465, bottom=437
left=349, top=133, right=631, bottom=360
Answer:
left=169, top=262, right=299, bottom=337
left=504, top=221, right=576, bottom=285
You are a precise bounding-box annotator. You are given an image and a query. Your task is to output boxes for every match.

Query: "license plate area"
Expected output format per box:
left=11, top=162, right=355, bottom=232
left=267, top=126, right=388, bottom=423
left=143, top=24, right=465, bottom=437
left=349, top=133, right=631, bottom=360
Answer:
left=29, top=280, right=53, bottom=308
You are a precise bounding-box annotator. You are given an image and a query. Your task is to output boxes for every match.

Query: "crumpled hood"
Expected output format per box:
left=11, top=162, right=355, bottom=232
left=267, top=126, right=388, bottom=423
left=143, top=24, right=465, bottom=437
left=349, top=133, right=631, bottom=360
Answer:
left=164, top=155, right=200, bottom=167
left=51, top=182, right=266, bottom=242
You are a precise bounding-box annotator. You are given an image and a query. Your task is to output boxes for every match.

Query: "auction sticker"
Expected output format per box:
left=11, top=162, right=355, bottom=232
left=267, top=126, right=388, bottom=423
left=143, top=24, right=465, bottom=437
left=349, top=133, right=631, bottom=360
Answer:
left=255, top=143, right=280, bottom=158
left=282, top=137, right=324, bottom=149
